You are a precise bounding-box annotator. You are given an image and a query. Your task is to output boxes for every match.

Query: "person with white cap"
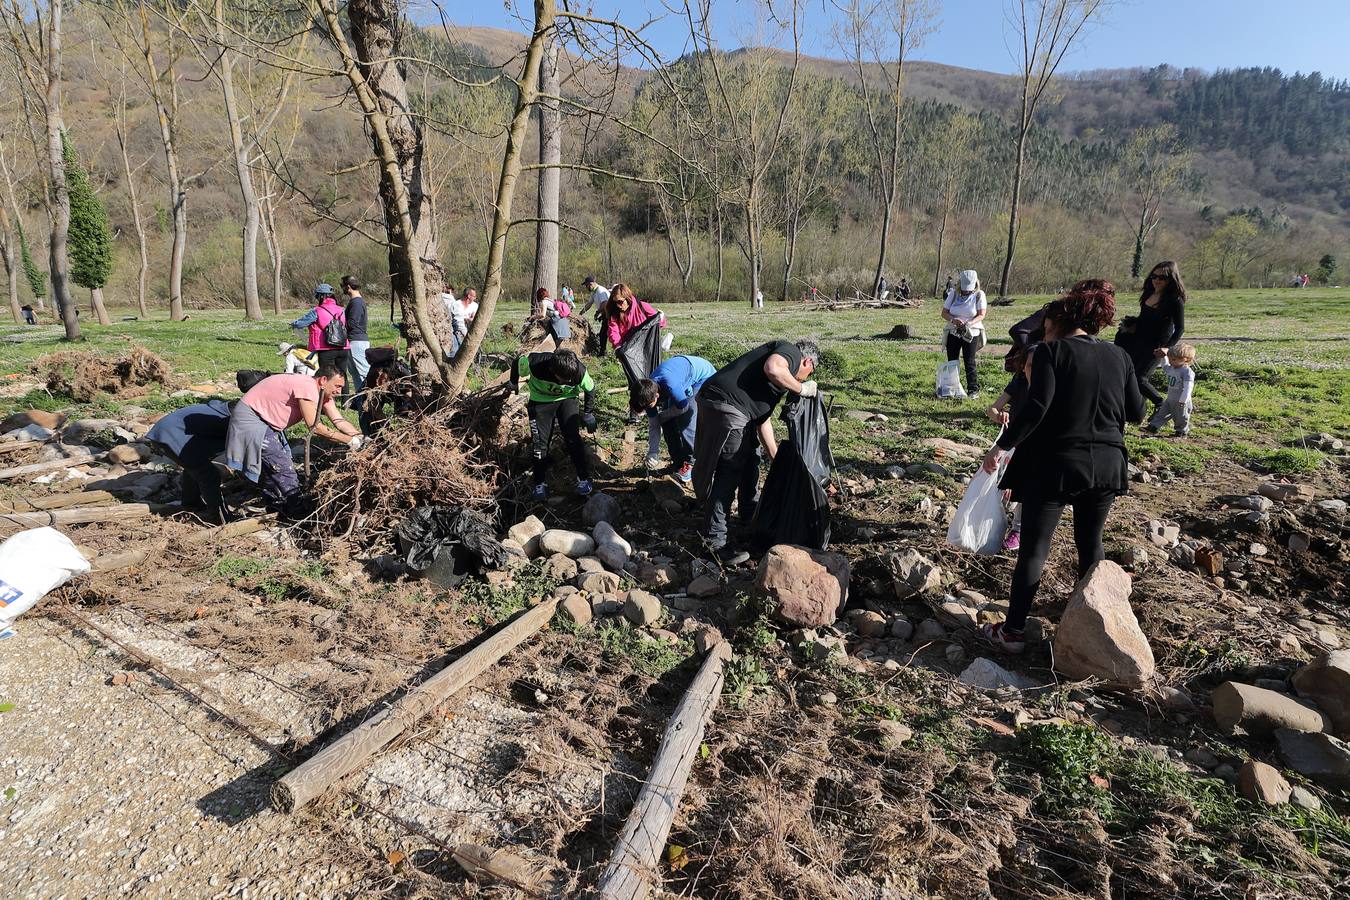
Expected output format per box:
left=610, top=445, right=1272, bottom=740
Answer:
left=941, top=269, right=988, bottom=397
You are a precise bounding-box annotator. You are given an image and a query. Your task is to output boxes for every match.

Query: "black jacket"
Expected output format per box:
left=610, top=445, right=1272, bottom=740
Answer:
left=345, top=294, right=369, bottom=341
left=997, top=335, right=1146, bottom=502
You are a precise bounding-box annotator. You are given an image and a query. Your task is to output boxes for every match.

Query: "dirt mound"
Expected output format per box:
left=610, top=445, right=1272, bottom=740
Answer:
left=35, top=346, right=177, bottom=402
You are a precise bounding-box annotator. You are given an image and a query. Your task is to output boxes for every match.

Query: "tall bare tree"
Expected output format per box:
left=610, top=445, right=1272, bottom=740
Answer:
left=927, top=110, right=979, bottom=296
left=1116, top=123, right=1191, bottom=279
left=0, top=0, right=77, bottom=339
left=0, top=138, right=20, bottom=321
left=774, top=76, right=847, bottom=301
left=997, top=0, right=1110, bottom=298
left=532, top=25, right=560, bottom=312
left=834, top=0, right=937, bottom=300
left=111, top=68, right=150, bottom=317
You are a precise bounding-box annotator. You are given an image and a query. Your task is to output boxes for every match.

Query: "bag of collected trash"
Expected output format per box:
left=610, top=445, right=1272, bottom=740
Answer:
left=752, top=394, right=834, bottom=551
left=615, top=313, right=664, bottom=393
left=396, top=506, right=507, bottom=588
left=947, top=453, right=1009, bottom=555
left=236, top=369, right=271, bottom=393
left=0, top=527, right=91, bottom=639
left=936, top=360, right=967, bottom=399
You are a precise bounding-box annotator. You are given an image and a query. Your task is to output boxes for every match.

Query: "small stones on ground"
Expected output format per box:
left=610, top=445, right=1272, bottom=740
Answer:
left=944, top=644, right=965, bottom=665
left=1147, top=520, right=1180, bottom=548
left=889, top=618, right=914, bottom=640
left=648, top=628, right=679, bottom=645
left=581, top=491, right=622, bottom=527
left=1257, top=481, right=1313, bottom=502
left=1183, top=746, right=1221, bottom=770
left=913, top=619, right=946, bottom=643
left=1158, top=686, right=1196, bottom=712
left=560, top=594, right=593, bottom=627
left=576, top=556, right=605, bottom=574
left=636, top=562, right=677, bottom=589
left=1237, top=760, right=1292, bottom=805
left=622, top=590, right=663, bottom=626
left=1277, top=634, right=1302, bottom=655
left=686, top=574, right=721, bottom=598
left=1249, top=542, right=1268, bottom=556
left=590, top=594, right=622, bottom=616
left=890, top=549, right=942, bottom=599
left=576, top=570, right=622, bottom=595
left=817, top=691, right=838, bottom=707
left=756, top=544, right=851, bottom=628
left=1275, top=729, right=1350, bottom=789
left=807, top=634, right=846, bottom=662
left=847, top=609, right=887, bottom=638
left=1053, top=561, right=1155, bottom=689
left=1291, top=650, right=1350, bottom=738
left=1211, top=681, right=1329, bottom=736
left=542, top=553, right=578, bottom=581
left=1317, top=499, right=1347, bottom=515
left=538, top=529, right=596, bottom=558
left=958, top=657, right=1037, bottom=691
left=876, top=720, right=913, bottom=750
left=506, top=515, right=546, bottom=555
left=1288, top=532, right=1311, bottom=553
left=1290, top=785, right=1322, bottom=811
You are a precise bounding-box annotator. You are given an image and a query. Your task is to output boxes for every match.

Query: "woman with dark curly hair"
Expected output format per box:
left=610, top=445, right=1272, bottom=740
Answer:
left=978, top=280, right=1147, bottom=652
left=1117, top=260, right=1187, bottom=406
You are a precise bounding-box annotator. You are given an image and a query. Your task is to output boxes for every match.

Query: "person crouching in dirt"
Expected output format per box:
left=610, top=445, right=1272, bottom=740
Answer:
left=693, top=340, right=819, bottom=565
left=632, top=354, right=716, bottom=484
left=146, top=400, right=235, bottom=524
left=977, top=281, right=1146, bottom=653
left=513, top=348, right=597, bottom=500
left=225, top=367, right=366, bottom=517
left=358, top=348, right=416, bottom=436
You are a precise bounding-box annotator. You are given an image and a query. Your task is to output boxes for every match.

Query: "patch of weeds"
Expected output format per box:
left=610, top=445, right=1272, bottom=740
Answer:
left=294, top=560, right=328, bottom=580
left=1168, top=637, right=1254, bottom=675
left=255, top=578, right=291, bottom=603
left=827, top=665, right=904, bottom=721
left=723, top=653, right=772, bottom=707
left=1020, top=722, right=1114, bottom=816
left=595, top=619, right=689, bottom=677
left=1126, top=433, right=1213, bottom=474
left=209, top=554, right=268, bottom=580
left=1242, top=446, right=1324, bottom=475
left=458, top=562, right=561, bottom=622
left=82, top=428, right=124, bottom=450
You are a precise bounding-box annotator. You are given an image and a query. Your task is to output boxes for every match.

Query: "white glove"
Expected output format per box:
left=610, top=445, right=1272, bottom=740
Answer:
left=799, top=380, right=818, bottom=398
left=645, top=455, right=661, bottom=470
left=348, top=434, right=367, bottom=451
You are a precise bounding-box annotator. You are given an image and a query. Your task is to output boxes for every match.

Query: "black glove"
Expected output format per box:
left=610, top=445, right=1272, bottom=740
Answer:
left=582, top=413, right=598, bottom=434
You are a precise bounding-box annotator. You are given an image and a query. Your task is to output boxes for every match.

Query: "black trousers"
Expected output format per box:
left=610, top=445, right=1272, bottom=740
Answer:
left=1007, top=489, right=1115, bottom=632
left=945, top=332, right=980, bottom=393
left=701, top=422, right=761, bottom=550
left=1132, top=352, right=1164, bottom=405
left=528, top=398, right=590, bottom=484
left=317, top=349, right=351, bottom=400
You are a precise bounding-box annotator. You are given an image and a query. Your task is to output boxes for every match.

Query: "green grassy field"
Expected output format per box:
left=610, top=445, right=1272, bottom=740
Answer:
left=3, top=288, right=1348, bottom=469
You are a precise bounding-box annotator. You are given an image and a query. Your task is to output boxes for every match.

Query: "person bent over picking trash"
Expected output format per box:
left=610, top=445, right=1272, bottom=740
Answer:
left=146, top=399, right=235, bottom=525
left=225, top=367, right=365, bottom=517
left=693, top=339, right=819, bottom=565
left=513, top=348, right=597, bottom=500
left=632, top=354, right=716, bottom=484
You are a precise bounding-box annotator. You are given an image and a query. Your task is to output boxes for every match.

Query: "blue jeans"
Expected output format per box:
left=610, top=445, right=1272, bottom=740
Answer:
left=661, top=403, right=697, bottom=467
left=348, top=340, right=370, bottom=409
left=259, top=429, right=300, bottom=509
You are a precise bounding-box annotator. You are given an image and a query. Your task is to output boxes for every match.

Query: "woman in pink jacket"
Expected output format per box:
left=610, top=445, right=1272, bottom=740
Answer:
left=604, top=283, right=665, bottom=350
left=290, top=283, right=351, bottom=401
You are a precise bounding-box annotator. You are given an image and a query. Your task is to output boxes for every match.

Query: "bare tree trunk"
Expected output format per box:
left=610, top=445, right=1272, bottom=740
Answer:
left=113, top=80, right=148, bottom=317
left=332, top=0, right=451, bottom=381
left=997, top=126, right=1027, bottom=299
left=713, top=202, right=724, bottom=302
left=1131, top=205, right=1147, bottom=279
left=90, top=287, right=110, bottom=324
left=532, top=28, right=560, bottom=309
left=44, top=0, right=76, bottom=340
left=138, top=6, right=186, bottom=321
left=260, top=193, right=282, bottom=314
left=745, top=183, right=760, bottom=307
left=214, top=0, right=261, bottom=321
left=781, top=211, right=799, bottom=302
left=933, top=204, right=948, bottom=298
left=0, top=206, right=18, bottom=322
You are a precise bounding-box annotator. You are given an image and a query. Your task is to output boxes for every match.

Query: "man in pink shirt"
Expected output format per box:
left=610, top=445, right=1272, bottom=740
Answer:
left=225, top=367, right=364, bottom=514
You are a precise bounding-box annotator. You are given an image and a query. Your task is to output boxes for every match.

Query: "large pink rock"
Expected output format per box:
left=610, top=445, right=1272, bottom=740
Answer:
left=1053, top=561, right=1155, bottom=689
left=1293, top=651, right=1350, bottom=739
left=756, top=544, right=850, bottom=628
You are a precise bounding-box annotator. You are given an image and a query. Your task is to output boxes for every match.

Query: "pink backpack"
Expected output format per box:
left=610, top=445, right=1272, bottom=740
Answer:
left=554, top=298, right=572, bottom=318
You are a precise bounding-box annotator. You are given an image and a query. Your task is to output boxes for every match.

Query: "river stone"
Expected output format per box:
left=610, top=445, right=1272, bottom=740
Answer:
left=539, top=529, right=595, bottom=558
left=1053, top=561, right=1155, bottom=689
left=1292, top=650, right=1350, bottom=738
left=756, top=544, right=851, bottom=628
left=1275, top=729, right=1350, bottom=789
left=1212, top=681, right=1329, bottom=736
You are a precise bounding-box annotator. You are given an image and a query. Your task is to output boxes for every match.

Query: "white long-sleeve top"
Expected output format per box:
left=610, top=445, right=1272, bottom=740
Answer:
left=1163, top=363, right=1195, bottom=407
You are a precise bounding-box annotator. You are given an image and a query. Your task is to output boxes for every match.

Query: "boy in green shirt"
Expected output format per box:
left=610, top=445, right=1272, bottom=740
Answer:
left=512, top=348, right=598, bottom=499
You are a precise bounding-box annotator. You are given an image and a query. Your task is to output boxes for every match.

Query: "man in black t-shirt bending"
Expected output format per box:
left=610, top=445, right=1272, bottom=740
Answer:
left=693, top=338, right=819, bottom=563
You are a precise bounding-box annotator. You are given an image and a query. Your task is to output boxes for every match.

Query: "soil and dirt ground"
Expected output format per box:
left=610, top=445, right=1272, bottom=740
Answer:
left=2, top=290, right=1349, bottom=898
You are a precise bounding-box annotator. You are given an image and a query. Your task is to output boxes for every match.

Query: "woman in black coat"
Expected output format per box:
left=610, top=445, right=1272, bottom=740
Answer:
left=1116, top=260, right=1186, bottom=406
left=979, top=280, right=1147, bottom=652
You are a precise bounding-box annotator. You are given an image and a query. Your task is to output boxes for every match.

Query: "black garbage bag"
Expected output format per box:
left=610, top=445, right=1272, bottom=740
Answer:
left=236, top=369, right=272, bottom=393
left=396, top=506, right=507, bottom=587
left=752, top=394, right=834, bottom=551
left=614, top=312, right=664, bottom=392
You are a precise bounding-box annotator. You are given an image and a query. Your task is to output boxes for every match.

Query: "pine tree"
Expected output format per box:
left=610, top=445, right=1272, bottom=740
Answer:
left=16, top=219, right=45, bottom=301
left=63, top=133, right=113, bottom=305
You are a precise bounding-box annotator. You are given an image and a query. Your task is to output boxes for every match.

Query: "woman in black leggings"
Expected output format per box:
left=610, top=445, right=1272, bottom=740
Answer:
left=1116, top=260, right=1186, bottom=406
left=979, top=280, right=1147, bottom=652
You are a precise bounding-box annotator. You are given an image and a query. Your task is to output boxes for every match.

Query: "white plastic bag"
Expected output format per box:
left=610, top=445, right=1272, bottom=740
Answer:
left=947, top=459, right=1009, bottom=555
left=936, top=360, right=967, bottom=399
left=0, top=527, right=90, bottom=638
left=660, top=331, right=674, bottom=352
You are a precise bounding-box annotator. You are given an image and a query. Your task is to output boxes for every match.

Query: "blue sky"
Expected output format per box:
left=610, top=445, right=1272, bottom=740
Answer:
left=432, top=0, right=1350, bottom=80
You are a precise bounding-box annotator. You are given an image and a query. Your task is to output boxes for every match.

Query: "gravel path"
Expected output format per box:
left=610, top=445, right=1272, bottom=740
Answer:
left=0, top=617, right=371, bottom=898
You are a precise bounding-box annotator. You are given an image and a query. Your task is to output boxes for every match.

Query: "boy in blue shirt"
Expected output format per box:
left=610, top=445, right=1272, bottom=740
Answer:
left=630, top=355, right=716, bottom=483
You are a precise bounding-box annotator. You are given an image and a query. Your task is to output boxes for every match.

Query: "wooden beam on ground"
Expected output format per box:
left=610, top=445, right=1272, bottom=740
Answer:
left=273, top=596, right=561, bottom=813
left=452, top=843, right=559, bottom=896
left=0, top=439, right=44, bottom=454
left=180, top=516, right=270, bottom=545
left=87, top=547, right=154, bottom=571
left=0, top=490, right=117, bottom=513
left=597, top=642, right=733, bottom=900
left=0, top=502, right=155, bottom=535
left=0, top=452, right=101, bottom=481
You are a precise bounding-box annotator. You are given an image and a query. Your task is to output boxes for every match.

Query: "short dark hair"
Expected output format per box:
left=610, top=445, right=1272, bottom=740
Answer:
left=315, top=365, right=344, bottom=381
left=631, top=379, right=660, bottom=412
left=341, top=275, right=360, bottom=292
left=551, top=349, right=584, bottom=385
left=1044, top=280, right=1117, bottom=335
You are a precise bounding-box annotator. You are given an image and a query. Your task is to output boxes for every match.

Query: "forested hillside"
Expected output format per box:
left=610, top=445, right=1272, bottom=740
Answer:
left=2, top=11, right=1346, bottom=318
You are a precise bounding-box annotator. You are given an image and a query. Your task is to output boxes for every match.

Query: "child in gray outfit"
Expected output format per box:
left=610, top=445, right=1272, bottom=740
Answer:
left=1146, top=342, right=1195, bottom=436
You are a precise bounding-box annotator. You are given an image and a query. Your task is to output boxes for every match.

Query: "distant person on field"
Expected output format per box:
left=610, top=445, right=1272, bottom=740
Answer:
left=579, top=275, right=611, bottom=354
left=898, top=277, right=911, bottom=300
left=631, top=354, right=716, bottom=484
left=693, top=339, right=819, bottom=564
left=560, top=283, right=575, bottom=311
left=513, top=348, right=596, bottom=500
left=978, top=281, right=1146, bottom=653
left=944, top=274, right=954, bottom=297
left=340, top=276, right=370, bottom=410
left=225, top=368, right=364, bottom=517
left=537, top=286, right=572, bottom=343
left=291, top=284, right=351, bottom=401
left=1115, top=260, right=1186, bottom=409
left=942, top=269, right=988, bottom=397
left=877, top=274, right=889, bottom=302
left=754, top=288, right=764, bottom=309
left=1145, top=342, right=1196, bottom=437
left=20, top=304, right=36, bottom=325
left=442, top=287, right=467, bottom=356
left=146, top=399, right=235, bottom=524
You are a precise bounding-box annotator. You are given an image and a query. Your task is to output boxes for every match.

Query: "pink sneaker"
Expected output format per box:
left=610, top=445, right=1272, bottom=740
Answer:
left=980, top=622, right=1026, bottom=654
left=1002, top=530, right=1021, bottom=552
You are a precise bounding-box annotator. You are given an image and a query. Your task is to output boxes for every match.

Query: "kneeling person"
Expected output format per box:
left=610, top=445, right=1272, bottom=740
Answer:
left=225, top=367, right=364, bottom=515
left=631, top=354, right=716, bottom=483
left=513, top=348, right=597, bottom=500
left=146, top=399, right=234, bottom=523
